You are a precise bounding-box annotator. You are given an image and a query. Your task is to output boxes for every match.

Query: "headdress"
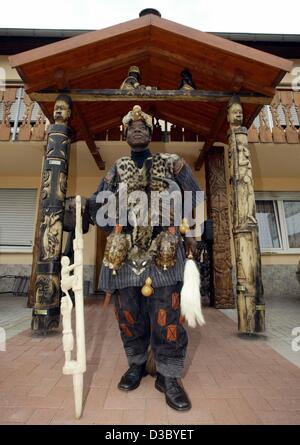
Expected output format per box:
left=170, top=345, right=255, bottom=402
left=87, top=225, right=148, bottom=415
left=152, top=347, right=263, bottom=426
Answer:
left=122, top=105, right=153, bottom=133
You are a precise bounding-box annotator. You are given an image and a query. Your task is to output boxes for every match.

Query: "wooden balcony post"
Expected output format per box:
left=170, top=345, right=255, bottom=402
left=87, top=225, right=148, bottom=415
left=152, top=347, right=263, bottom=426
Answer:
left=227, top=96, right=265, bottom=334
left=31, top=95, right=72, bottom=334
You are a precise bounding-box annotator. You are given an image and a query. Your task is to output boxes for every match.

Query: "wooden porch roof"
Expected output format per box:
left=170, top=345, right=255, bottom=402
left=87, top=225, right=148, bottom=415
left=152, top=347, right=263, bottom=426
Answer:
left=9, top=13, right=292, bottom=167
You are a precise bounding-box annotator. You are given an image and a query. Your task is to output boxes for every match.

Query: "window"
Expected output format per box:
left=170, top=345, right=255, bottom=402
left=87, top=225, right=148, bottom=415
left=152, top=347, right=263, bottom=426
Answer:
left=282, top=201, right=300, bottom=248
left=0, top=189, right=37, bottom=252
left=256, top=200, right=281, bottom=249
left=255, top=193, right=300, bottom=253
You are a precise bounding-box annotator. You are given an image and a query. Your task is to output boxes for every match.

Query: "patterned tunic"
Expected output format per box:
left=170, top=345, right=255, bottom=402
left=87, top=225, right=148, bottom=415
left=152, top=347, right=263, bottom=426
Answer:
left=89, top=152, right=203, bottom=292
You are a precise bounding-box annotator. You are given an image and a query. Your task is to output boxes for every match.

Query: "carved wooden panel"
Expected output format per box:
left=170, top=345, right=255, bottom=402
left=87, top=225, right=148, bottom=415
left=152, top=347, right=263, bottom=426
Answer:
left=0, top=88, right=16, bottom=140
left=258, top=107, right=273, bottom=142
left=18, top=93, right=35, bottom=140
left=248, top=125, right=259, bottom=143
left=32, top=107, right=46, bottom=140
left=279, top=91, right=299, bottom=143
left=205, top=147, right=234, bottom=309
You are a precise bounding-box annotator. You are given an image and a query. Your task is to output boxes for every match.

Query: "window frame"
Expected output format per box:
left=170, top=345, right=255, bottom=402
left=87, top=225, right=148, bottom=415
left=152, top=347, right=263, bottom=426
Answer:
left=0, top=188, right=37, bottom=253
left=255, top=191, right=300, bottom=254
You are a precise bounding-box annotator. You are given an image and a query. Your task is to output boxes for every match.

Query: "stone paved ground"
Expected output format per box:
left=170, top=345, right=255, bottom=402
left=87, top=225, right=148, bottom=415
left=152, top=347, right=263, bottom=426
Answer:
left=0, top=296, right=300, bottom=425
left=221, top=292, right=300, bottom=368
left=0, top=295, right=31, bottom=340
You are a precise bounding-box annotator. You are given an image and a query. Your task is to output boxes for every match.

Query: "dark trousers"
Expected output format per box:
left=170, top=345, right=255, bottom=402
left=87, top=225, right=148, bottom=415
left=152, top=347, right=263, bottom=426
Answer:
left=114, top=282, right=188, bottom=378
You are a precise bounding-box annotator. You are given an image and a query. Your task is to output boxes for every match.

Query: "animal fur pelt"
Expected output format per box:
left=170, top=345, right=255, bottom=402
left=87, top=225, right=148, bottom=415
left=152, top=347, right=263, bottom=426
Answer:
left=145, top=345, right=156, bottom=376
left=180, top=259, right=205, bottom=328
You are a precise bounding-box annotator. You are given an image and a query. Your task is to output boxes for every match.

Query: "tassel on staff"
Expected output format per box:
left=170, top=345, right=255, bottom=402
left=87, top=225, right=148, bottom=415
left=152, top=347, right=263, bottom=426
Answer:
left=180, top=219, right=205, bottom=328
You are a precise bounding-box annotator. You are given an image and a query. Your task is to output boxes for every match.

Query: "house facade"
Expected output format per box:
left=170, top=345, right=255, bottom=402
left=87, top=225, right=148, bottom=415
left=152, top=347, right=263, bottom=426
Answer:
left=0, top=23, right=300, bottom=305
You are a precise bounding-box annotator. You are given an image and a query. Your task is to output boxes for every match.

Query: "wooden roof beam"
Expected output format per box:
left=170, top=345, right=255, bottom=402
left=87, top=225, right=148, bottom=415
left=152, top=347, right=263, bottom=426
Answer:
left=24, top=49, right=149, bottom=94
left=194, top=102, right=228, bottom=170
left=148, top=47, right=276, bottom=98
left=30, top=88, right=272, bottom=105
left=73, top=103, right=105, bottom=170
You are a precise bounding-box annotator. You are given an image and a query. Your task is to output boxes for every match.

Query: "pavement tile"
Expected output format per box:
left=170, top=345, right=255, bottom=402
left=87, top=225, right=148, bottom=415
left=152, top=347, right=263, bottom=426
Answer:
left=226, top=398, right=263, bottom=425
left=205, top=399, right=239, bottom=425
left=1, top=298, right=300, bottom=425
left=26, top=408, right=58, bottom=425
left=122, top=409, right=146, bottom=425
left=256, top=410, right=300, bottom=425
left=0, top=406, right=35, bottom=423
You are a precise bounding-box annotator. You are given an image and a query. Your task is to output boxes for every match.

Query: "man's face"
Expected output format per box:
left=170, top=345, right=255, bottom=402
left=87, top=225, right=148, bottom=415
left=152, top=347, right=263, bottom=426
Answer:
left=126, top=120, right=151, bottom=151
left=53, top=100, right=71, bottom=124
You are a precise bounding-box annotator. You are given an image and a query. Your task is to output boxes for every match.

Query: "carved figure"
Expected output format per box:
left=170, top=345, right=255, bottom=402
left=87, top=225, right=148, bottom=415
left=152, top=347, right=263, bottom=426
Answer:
left=178, top=69, right=196, bottom=90
left=120, top=66, right=141, bottom=90
left=41, top=212, right=63, bottom=260
left=53, top=94, right=72, bottom=125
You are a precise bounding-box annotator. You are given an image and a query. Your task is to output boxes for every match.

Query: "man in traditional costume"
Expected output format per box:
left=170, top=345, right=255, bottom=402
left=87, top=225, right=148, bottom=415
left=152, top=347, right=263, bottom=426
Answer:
left=89, top=105, right=203, bottom=411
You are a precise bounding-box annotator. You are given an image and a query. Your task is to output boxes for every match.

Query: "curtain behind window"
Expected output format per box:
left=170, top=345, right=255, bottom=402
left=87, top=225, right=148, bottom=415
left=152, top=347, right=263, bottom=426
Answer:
left=256, top=200, right=281, bottom=249
left=283, top=201, right=300, bottom=248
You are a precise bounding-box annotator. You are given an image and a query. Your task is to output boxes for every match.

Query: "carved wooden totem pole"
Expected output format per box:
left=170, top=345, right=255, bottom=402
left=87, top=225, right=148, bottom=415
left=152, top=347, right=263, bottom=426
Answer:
left=205, top=147, right=234, bottom=309
left=31, top=95, right=72, bottom=334
left=227, top=96, right=265, bottom=333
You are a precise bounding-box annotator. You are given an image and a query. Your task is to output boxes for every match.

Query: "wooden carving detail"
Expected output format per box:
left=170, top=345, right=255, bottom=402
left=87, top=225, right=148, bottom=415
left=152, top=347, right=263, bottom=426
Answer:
left=279, top=90, right=299, bottom=143
left=294, top=91, right=300, bottom=123
left=227, top=97, right=265, bottom=333
left=57, top=172, right=67, bottom=200
left=205, top=148, right=234, bottom=309
left=32, top=95, right=72, bottom=333
left=258, top=106, right=273, bottom=143
left=41, top=170, right=52, bottom=200
left=35, top=274, right=60, bottom=308
left=249, top=90, right=300, bottom=144
left=41, top=211, right=63, bottom=261
left=18, top=93, right=34, bottom=141
left=0, top=88, right=16, bottom=140
left=247, top=123, right=259, bottom=143
left=32, top=107, right=46, bottom=140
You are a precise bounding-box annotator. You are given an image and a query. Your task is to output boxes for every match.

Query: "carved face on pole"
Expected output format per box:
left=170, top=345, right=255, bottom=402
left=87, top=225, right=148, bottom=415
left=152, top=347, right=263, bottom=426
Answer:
left=228, top=102, right=243, bottom=128
left=53, top=95, right=72, bottom=125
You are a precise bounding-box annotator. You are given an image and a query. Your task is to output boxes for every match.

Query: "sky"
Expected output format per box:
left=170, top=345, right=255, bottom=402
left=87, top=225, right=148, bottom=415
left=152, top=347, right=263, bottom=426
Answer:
left=0, top=0, right=300, bottom=34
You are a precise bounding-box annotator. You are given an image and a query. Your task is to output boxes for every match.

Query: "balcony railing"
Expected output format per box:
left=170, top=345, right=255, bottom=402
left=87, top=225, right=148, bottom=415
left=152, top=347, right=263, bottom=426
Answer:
left=248, top=90, right=300, bottom=143
left=1, top=86, right=299, bottom=144
left=0, top=87, right=48, bottom=141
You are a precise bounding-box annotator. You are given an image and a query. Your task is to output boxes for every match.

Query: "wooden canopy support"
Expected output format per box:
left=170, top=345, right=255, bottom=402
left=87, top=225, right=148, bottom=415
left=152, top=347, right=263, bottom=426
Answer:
left=194, top=103, right=229, bottom=170
left=9, top=12, right=292, bottom=145
left=30, top=89, right=272, bottom=105
left=73, top=103, right=105, bottom=170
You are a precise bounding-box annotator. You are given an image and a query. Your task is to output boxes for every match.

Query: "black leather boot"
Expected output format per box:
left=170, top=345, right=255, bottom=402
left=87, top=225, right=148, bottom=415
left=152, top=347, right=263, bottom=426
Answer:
left=118, top=363, right=147, bottom=391
left=155, top=372, right=191, bottom=411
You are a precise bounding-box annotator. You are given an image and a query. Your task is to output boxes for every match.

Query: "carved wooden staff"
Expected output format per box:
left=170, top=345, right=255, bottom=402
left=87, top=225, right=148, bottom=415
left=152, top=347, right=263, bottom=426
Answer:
left=227, top=96, right=265, bottom=333
left=31, top=95, right=72, bottom=334
left=61, top=195, right=86, bottom=419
